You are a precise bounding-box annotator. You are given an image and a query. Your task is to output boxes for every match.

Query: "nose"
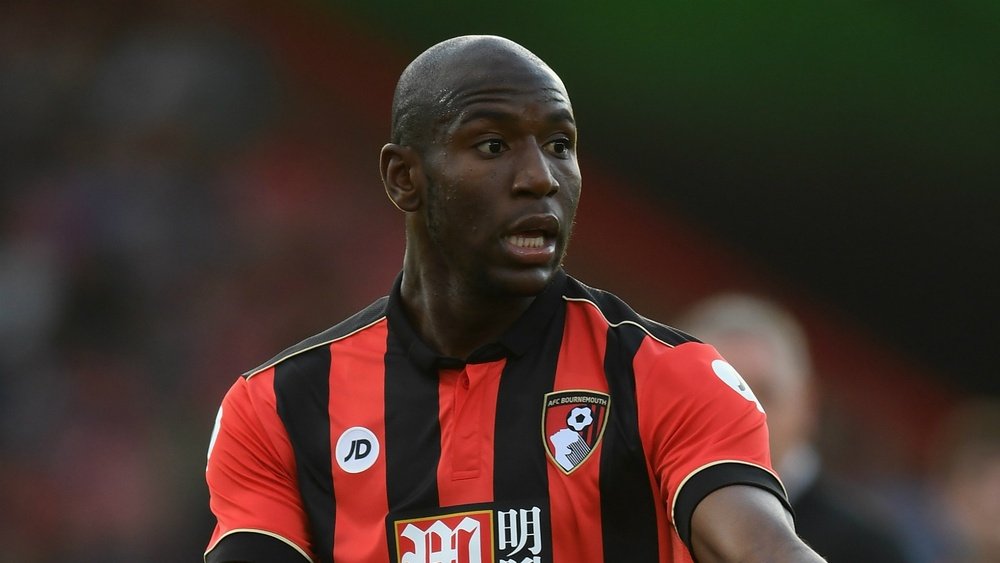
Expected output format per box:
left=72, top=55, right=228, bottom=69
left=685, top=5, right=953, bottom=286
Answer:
left=512, top=142, right=558, bottom=197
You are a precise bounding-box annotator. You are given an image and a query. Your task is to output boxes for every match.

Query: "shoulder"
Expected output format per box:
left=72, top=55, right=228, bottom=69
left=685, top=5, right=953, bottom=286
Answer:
left=561, top=276, right=697, bottom=348
left=562, top=278, right=758, bottom=404
left=243, top=295, right=390, bottom=379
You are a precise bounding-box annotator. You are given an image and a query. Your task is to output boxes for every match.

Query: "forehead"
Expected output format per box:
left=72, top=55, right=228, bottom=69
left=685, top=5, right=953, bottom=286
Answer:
left=435, top=54, right=573, bottom=128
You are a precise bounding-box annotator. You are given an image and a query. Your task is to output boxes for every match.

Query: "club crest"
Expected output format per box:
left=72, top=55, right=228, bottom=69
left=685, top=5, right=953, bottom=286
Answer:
left=542, top=390, right=610, bottom=474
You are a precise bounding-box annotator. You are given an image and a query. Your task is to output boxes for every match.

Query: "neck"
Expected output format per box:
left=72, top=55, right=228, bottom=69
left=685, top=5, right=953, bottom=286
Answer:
left=400, top=261, right=535, bottom=360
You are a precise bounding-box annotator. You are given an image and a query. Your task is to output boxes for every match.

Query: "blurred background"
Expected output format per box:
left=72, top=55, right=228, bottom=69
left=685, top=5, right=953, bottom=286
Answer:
left=0, top=0, right=996, bottom=561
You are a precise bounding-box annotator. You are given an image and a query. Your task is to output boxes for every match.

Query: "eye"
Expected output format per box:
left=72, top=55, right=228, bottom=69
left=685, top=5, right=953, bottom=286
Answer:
left=475, top=139, right=508, bottom=155
left=544, top=138, right=573, bottom=157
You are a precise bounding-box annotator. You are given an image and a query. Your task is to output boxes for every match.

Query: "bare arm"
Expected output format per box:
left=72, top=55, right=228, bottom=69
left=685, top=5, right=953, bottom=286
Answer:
left=690, top=485, right=825, bottom=563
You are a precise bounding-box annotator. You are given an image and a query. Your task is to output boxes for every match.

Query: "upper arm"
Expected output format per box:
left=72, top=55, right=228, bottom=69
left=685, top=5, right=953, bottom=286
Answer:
left=635, top=342, right=787, bottom=549
left=205, top=373, right=314, bottom=562
left=691, top=485, right=825, bottom=563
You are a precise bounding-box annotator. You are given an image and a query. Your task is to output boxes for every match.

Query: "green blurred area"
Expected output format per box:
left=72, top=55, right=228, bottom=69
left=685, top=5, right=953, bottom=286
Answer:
left=338, top=1, right=998, bottom=161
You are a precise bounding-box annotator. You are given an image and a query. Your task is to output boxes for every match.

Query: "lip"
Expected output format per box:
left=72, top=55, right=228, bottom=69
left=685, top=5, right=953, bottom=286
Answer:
left=504, top=213, right=560, bottom=238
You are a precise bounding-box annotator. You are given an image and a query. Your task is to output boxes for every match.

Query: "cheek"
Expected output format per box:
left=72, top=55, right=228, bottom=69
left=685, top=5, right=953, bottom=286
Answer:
left=558, top=172, right=582, bottom=208
left=429, top=182, right=492, bottom=238
left=441, top=169, right=497, bottom=212
left=558, top=159, right=582, bottom=185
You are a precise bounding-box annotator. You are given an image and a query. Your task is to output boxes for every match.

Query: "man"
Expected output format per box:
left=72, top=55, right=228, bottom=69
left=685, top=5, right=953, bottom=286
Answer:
left=680, top=294, right=911, bottom=562
left=204, top=35, right=824, bottom=562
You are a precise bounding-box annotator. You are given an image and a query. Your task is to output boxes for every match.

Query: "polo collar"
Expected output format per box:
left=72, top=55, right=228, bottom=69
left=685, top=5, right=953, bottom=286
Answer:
left=386, top=270, right=568, bottom=371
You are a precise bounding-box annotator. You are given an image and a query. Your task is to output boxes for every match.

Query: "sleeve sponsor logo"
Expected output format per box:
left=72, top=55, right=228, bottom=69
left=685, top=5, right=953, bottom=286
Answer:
left=389, top=504, right=546, bottom=563
left=542, top=390, right=610, bottom=474
left=711, top=359, right=764, bottom=413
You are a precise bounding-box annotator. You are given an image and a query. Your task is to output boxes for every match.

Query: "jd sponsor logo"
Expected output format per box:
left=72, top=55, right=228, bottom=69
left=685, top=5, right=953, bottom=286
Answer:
left=335, top=426, right=379, bottom=473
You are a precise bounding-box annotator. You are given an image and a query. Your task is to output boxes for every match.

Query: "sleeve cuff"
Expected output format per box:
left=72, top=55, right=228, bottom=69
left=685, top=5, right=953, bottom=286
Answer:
left=673, top=461, right=791, bottom=552
left=206, top=530, right=312, bottom=563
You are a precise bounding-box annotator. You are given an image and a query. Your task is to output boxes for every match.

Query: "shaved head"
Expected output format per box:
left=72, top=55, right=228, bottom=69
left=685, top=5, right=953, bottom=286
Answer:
left=390, top=35, right=567, bottom=150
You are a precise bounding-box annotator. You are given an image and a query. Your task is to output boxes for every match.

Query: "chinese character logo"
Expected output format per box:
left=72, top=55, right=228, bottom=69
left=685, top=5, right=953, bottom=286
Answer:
left=497, top=507, right=542, bottom=563
left=542, top=390, right=610, bottom=474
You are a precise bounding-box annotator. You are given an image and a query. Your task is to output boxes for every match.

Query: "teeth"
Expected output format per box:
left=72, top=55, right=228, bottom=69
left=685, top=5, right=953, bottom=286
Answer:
left=507, top=234, right=545, bottom=248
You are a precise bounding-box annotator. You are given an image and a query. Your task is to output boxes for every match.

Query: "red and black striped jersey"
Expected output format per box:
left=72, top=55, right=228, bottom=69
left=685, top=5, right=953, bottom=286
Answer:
left=205, top=271, right=787, bottom=562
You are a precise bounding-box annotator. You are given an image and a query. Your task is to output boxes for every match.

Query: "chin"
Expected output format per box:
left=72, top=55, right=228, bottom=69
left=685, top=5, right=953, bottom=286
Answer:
left=485, top=267, right=555, bottom=298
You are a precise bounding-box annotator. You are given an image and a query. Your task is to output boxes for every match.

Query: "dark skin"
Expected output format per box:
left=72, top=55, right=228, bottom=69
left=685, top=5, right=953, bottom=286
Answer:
left=380, top=36, right=825, bottom=562
left=381, top=39, right=580, bottom=358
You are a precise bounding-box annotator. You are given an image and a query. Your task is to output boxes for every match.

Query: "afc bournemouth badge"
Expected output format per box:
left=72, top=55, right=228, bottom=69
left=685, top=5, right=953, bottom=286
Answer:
left=542, top=390, right=610, bottom=474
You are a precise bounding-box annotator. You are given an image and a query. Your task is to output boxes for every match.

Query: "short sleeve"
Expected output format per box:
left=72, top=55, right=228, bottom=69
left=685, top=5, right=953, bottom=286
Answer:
left=205, top=370, right=314, bottom=562
left=634, top=341, right=789, bottom=550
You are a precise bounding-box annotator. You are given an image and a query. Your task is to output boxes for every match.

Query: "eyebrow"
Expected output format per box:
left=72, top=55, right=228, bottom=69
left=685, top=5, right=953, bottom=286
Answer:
left=456, top=106, right=576, bottom=128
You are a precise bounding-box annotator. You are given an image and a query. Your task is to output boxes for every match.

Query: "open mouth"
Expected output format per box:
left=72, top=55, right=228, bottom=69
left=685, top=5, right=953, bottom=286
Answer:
left=500, top=214, right=560, bottom=263
left=505, top=233, right=547, bottom=249
left=501, top=228, right=557, bottom=264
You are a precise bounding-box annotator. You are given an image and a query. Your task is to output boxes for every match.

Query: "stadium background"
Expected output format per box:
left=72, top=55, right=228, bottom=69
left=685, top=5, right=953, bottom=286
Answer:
left=0, top=0, right=996, bottom=560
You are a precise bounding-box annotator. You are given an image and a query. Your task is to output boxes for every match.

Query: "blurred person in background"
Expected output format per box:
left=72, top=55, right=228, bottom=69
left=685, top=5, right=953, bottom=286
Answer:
left=930, top=399, right=1000, bottom=563
left=680, top=294, right=911, bottom=562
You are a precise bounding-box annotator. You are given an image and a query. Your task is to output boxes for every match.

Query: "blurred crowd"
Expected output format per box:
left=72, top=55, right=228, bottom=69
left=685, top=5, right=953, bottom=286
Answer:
left=0, top=3, right=399, bottom=560
left=0, top=2, right=995, bottom=562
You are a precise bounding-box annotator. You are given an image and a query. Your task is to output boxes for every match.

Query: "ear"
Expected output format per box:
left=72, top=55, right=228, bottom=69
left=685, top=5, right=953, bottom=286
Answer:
left=380, top=143, right=423, bottom=212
